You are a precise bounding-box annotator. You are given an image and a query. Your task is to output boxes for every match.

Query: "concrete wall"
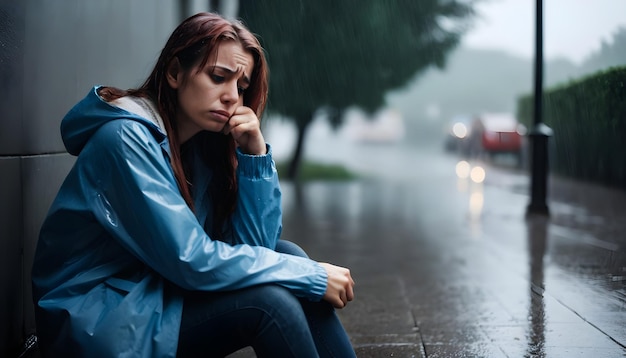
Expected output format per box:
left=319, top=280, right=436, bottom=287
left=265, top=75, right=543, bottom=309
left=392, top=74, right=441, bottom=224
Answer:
left=0, top=1, right=181, bottom=355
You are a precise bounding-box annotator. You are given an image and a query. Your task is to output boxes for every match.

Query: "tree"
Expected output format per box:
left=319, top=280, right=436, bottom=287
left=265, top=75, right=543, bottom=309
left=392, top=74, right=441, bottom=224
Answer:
left=579, top=27, right=626, bottom=77
left=239, top=0, right=476, bottom=180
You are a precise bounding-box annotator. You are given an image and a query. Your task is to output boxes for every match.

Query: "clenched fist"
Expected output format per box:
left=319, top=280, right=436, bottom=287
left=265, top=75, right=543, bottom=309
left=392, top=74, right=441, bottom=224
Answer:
left=318, top=262, right=355, bottom=309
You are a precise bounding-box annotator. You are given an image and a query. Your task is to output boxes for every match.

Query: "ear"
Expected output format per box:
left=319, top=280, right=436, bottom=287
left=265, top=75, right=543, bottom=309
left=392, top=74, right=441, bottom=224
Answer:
left=166, top=58, right=182, bottom=89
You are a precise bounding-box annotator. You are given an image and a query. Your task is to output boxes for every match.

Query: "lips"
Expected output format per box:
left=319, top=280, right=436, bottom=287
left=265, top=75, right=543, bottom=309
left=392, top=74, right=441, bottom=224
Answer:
left=211, top=110, right=231, bottom=122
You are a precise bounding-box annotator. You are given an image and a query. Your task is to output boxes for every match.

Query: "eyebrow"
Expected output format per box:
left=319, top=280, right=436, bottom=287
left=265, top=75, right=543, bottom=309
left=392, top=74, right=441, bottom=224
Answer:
left=214, top=65, right=250, bottom=85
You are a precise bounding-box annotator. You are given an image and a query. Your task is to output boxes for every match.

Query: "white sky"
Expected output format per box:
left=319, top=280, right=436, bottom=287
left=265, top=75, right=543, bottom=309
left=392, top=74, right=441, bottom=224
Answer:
left=462, top=0, right=626, bottom=64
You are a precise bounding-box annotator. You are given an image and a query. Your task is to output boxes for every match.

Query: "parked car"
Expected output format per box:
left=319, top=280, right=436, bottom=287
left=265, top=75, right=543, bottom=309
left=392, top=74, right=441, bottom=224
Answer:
left=467, top=113, right=526, bottom=163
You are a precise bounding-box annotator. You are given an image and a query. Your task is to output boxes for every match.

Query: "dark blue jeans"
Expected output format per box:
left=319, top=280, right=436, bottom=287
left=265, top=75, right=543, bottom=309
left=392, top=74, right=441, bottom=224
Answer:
left=176, top=240, right=356, bottom=358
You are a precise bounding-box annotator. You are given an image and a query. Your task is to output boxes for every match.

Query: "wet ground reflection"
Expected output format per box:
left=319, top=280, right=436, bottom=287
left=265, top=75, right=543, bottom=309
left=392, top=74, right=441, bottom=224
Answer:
left=273, top=131, right=626, bottom=355
left=527, top=215, right=548, bottom=357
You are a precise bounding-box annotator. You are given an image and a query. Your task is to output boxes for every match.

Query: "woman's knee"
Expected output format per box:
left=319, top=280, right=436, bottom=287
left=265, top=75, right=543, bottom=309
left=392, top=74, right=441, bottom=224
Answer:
left=275, top=240, right=309, bottom=258
left=249, top=285, right=304, bottom=316
left=181, top=285, right=308, bottom=335
left=178, top=285, right=314, bottom=357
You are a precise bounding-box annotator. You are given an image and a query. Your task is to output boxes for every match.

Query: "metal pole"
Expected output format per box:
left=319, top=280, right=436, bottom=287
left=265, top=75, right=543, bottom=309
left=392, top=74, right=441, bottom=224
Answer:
left=527, top=0, right=552, bottom=216
left=533, top=0, right=543, bottom=129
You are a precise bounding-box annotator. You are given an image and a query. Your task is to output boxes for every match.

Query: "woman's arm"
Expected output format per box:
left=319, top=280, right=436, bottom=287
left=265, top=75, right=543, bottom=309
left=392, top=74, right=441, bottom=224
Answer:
left=83, top=119, right=327, bottom=299
left=229, top=145, right=282, bottom=249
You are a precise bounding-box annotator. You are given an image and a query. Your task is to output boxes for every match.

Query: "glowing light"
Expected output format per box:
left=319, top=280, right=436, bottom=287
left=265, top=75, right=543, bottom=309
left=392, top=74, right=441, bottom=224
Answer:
left=455, top=161, right=471, bottom=178
left=452, top=122, right=468, bottom=138
left=469, top=191, right=484, bottom=216
left=470, top=166, right=486, bottom=183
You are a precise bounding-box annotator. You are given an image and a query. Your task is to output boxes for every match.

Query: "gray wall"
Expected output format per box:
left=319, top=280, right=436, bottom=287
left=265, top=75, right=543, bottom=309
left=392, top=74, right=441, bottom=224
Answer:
left=0, top=1, right=181, bottom=355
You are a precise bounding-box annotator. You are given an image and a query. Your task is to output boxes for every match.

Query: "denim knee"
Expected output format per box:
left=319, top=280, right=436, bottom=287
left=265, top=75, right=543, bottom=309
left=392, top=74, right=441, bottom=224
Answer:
left=275, top=240, right=309, bottom=258
left=250, top=284, right=305, bottom=318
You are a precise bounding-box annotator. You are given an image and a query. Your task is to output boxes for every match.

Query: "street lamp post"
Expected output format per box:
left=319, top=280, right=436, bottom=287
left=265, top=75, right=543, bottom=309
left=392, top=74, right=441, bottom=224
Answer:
left=527, top=0, right=553, bottom=216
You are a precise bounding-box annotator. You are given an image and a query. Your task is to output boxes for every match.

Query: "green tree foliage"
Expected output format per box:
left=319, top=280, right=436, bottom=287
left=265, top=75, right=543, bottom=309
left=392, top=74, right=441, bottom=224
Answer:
left=239, top=0, right=476, bottom=179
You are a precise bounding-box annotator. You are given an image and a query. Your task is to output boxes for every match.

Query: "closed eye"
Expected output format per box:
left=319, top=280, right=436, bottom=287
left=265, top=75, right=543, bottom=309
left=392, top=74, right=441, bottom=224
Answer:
left=211, top=74, right=225, bottom=83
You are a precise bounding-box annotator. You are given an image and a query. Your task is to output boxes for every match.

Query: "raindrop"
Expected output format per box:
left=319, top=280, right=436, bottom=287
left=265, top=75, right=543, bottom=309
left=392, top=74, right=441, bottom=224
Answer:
left=96, top=193, right=118, bottom=227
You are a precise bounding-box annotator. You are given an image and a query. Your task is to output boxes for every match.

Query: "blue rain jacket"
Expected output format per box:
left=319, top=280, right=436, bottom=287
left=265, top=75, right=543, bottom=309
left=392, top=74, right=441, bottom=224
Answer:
left=32, top=86, right=328, bottom=357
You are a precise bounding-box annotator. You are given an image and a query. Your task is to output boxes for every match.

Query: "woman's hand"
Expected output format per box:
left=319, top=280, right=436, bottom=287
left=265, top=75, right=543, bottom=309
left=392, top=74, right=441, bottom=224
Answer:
left=223, top=106, right=266, bottom=155
left=318, top=262, right=355, bottom=309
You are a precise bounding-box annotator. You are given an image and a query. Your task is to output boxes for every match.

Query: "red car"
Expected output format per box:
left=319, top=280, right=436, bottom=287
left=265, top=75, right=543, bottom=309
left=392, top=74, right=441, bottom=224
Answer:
left=468, top=113, right=526, bottom=162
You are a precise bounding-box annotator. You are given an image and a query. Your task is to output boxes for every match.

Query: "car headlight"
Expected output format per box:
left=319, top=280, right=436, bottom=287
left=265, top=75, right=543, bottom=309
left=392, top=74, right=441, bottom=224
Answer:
left=452, top=122, right=468, bottom=139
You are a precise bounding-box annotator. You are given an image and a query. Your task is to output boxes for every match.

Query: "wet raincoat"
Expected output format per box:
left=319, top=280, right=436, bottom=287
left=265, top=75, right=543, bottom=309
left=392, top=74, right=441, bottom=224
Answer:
left=32, top=86, right=328, bottom=357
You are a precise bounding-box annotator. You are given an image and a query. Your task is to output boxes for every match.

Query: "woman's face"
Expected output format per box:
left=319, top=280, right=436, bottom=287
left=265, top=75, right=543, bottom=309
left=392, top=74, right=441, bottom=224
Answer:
left=169, top=40, right=254, bottom=144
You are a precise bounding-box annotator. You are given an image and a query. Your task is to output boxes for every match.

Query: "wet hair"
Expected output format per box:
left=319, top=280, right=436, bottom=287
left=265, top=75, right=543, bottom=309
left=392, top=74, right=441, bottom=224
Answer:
left=99, top=12, right=269, bottom=238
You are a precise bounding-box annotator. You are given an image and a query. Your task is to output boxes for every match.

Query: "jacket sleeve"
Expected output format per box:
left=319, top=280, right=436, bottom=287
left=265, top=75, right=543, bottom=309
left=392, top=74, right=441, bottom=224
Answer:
left=229, top=145, right=282, bottom=249
left=80, top=119, right=327, bottom=300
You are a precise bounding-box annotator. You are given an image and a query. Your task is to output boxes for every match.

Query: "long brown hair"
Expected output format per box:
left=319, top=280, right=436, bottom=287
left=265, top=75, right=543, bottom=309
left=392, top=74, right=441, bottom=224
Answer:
left=99, top=12, right=269, bottom=237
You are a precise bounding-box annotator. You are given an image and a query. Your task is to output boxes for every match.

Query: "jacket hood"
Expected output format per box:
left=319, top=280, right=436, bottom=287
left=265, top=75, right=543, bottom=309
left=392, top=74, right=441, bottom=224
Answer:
left=61, top=86, right=166, bottom=156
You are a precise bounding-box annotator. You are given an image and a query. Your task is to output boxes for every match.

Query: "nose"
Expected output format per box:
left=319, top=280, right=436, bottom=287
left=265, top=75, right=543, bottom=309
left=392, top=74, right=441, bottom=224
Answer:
left=221, top=80, right=239, bottom=104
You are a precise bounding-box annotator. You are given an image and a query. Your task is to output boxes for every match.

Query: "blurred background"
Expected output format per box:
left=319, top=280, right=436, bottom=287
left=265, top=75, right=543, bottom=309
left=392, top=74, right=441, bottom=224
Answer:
left=2, top=0, right=625, bottom=356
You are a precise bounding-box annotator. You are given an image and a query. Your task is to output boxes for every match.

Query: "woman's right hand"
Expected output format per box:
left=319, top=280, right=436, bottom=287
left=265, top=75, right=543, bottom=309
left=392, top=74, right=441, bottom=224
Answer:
left=318, top=263, right=355, bottom=309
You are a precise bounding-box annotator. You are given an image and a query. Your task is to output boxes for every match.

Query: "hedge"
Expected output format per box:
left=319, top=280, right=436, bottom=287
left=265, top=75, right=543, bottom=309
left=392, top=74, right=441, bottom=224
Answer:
left=517, top=66, right=626, bottom=188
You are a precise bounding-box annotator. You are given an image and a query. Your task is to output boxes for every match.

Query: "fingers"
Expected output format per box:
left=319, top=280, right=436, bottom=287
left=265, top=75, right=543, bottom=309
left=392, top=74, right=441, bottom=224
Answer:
left=319, top=262, right=355, bottom=309
left=340, top=291, right=348, bottom=307
left=346, top=278, right=354, bottom=302
left=222, top=106, right=256, bottom=136
left=330, top=295, right=344, bottom=309
left=223, top=106, right=266, bottom=155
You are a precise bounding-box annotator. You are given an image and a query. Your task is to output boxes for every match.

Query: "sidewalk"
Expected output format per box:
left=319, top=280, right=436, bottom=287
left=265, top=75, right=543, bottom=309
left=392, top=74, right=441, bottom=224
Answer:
left=272, top=157, right=626, bottom=357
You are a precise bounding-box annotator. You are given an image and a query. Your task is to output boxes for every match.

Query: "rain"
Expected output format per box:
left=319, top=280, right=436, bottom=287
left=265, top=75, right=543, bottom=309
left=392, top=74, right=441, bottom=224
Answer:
left=3, top=1, right=626, bottom=357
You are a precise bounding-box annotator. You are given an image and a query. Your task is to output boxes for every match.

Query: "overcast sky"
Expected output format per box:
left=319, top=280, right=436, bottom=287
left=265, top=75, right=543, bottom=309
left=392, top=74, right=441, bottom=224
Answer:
left=462, top=0, right=626, bottom=64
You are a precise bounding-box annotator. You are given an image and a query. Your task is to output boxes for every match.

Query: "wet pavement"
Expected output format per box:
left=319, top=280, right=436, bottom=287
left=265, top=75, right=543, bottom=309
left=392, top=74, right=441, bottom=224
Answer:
left=255, top=131, right=626, bottom=357
left=21, top=124, right=625, bottom=357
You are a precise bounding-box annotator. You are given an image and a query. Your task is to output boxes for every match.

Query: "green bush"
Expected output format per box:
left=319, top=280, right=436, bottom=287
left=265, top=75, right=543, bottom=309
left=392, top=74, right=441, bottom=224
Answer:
left=517, top=66, right=626, bottom=188
left=275, top=161, right=358, bottom=181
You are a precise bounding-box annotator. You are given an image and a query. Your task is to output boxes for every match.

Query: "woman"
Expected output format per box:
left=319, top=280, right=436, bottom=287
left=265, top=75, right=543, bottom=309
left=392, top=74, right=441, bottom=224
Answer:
left=32, top=12, right=356, bottom=358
